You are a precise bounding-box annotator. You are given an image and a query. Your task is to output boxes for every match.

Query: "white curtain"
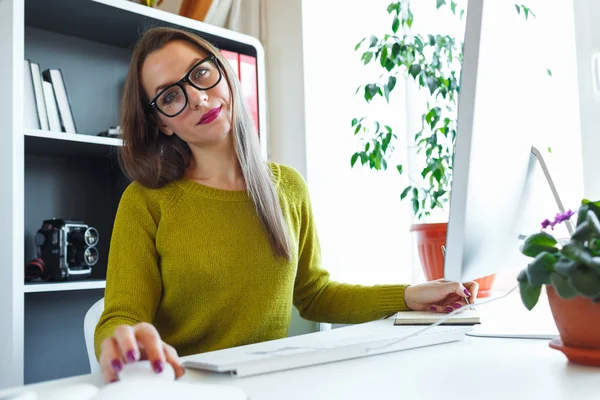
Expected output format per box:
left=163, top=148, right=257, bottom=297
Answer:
left=202, top=0, right=266, bottom=42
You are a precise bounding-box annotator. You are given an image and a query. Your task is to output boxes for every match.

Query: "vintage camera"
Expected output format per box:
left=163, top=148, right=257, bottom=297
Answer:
left=26, top=219, right=99, bottom=281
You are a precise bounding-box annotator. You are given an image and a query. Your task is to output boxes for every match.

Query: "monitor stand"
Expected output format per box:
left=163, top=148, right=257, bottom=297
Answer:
left=467, top=146, right=569, bottom=339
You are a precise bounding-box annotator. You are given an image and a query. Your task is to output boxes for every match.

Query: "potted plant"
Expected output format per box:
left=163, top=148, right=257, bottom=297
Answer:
left=518, top=199, right=600, bottom=366
left=350, top=1, right=538, bottom=296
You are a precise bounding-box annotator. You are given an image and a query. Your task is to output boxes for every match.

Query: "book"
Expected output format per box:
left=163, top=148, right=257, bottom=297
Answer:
left=42, top=68, right=77, bottom=134
left=42, top=80, right=61, bottom=132
left=394, top=310, right=480, bottom=326
left=23, top=60, right=40, bottom=130
left=29, top=61, right=49, bottom=130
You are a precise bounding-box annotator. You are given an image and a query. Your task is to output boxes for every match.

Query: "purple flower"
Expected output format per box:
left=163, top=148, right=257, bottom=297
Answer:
left=541, top=209, right=575, bottom=230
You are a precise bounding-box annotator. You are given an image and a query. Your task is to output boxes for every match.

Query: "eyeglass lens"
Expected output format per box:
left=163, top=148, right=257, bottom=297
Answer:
left=156, top=59, right=220, bottom=116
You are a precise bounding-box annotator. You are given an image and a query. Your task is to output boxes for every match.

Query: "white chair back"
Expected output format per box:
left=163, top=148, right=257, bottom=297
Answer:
left=84, top=297, right=104, bottom=373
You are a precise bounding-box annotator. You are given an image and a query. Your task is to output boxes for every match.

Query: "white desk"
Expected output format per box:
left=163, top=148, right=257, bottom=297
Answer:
left=1, top=293, right=598, bottom=400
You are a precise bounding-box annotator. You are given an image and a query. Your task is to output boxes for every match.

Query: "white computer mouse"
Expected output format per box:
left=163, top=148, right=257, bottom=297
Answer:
left=117, top=360, right=176, bottom=382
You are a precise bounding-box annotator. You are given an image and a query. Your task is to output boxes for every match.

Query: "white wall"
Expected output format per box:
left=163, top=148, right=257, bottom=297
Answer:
left=574, top=0, right=600, bottom=200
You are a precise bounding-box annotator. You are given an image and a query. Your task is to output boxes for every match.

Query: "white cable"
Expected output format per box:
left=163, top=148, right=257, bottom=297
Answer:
left=366, top=284, right=519, bottom=352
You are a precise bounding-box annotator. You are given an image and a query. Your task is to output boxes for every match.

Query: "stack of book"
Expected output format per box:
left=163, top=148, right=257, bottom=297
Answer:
left=24, top=59, right=77, bottom=134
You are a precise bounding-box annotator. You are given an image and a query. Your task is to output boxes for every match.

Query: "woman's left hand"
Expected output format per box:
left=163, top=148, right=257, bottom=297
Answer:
left=404, top=279, right=479, bottom=313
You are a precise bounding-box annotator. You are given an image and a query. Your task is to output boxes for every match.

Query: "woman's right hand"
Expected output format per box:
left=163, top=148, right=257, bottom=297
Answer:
left=99, top=322, right=185, bottom=383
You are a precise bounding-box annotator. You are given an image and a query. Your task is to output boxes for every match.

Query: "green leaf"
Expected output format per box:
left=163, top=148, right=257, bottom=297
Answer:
left=547, top=147, right=552, bottom=153
left=362, top=52, right=373, bottom=65
left=518, top=273, right=542, bottom=311
left=351, top=118, right=358, bottom=127
left=521, top=232, right=558, bottom=257
left=397, top=165, right=404, bottom=175
left=360, top=152, right=367, bottom=165
left=384, top=84, right=390, bottom=103
left=408, top=64, right=421, bottom=78
left=526, top=252, right=557, bottom=286
left=450, top=1, right=457, bottom=14
left=460, top=9, right=465, bottom=19
left=515, top=4, right=521, bottom=14
left=570, top=265, right=600, bottom=298
left=550, top=272, right=579, bottom=299
left=400, top=185, right=411, bottom=200
left=436, top=0, right=446, bottom=9
left=351, top=153, right=359, bottom=167
left=354, top=124, right=361, bottom=135
left=562, top=242, right=594, bottom=265
left=388, top=76, right=397, bottom=92
left=392, top=16, right=400, bottom=33
left=355, top=38, right=365, bottom=51
left=406, top=11, right=414, bottom=28
left=369, top=35, right=378, bottom=48
left=412, top=198, right=419, bottom=214
left=387, top=2, right=400, bottom=14
left=364, top=84, right=379, bottom=102
left=576, top=204, right=590, bottom=227
left=553, top=257, right=577, bottom=276
left=587, top=209, right=600, bottom=235
left=427, top=77, right=440, bottom=95
left=547, top=68, right=552, bottom=77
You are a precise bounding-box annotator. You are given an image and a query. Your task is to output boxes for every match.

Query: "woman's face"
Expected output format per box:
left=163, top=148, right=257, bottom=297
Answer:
left=141, top=40, right=232, bottom=147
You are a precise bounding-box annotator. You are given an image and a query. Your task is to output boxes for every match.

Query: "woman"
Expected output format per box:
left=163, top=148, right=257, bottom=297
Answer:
left=94, top=27, right=478, bottom=384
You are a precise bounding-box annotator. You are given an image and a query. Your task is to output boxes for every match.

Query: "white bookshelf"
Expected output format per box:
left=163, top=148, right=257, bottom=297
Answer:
left=24, top=280, right=106, bottom=294
left=25, top=129, right=122, bottom=158
left=1, top=0, right=267, bottom=389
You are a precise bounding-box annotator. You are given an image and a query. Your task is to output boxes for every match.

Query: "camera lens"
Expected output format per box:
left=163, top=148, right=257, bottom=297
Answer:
left=84, top=227, right=99, bottom=247
left=69, top=227, right=99, bottom=247
left=74, top=247, right=98, bottom=267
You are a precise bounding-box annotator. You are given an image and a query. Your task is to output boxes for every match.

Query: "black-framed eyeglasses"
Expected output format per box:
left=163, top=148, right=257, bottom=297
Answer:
left=148, top=55, right=223, bottom=118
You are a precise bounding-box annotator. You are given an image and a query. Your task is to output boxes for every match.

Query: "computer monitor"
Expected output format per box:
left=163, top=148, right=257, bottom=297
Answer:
left=443, top=0, right=573, bottom=285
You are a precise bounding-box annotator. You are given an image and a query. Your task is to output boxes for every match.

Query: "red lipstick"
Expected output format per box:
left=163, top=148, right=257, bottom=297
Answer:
left=198, top=106, right=222, bottom=125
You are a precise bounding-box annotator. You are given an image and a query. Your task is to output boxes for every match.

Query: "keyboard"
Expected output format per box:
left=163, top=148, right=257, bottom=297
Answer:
left=182, top=319, right=472, bottom=377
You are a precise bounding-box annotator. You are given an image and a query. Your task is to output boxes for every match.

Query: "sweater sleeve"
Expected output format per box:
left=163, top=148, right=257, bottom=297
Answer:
left=93, top=183, right=165, bottom=360
left=291, top=173, right=410, bottom=325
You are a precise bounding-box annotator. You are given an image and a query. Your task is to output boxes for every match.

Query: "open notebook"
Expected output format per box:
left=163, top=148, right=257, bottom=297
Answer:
left=394, top=310, right=480, bottom=326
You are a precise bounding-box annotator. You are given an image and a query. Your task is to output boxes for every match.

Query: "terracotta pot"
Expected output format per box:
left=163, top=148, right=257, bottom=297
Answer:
left=547, top=285, right=600, bottom=366
left=410, top=222, right=495, bottom=298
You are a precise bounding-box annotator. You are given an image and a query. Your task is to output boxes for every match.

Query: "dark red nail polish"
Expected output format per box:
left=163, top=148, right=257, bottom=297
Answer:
left=429, top=306, right=437, bottom=311
left=111, top=359, right=123, bottom=372
left=445, top=306, right=453, bottom=312
left=153, top=360, right=164, bottom=373
left=110, top=378, right=118, bottom=383
left=126, top=350, right=137, bottom=363
left=464, top=289, right=472, bottom=297
left=454, top=303, right=462, bottom=309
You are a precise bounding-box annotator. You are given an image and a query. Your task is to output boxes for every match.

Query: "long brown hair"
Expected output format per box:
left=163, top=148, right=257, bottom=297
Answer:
left=119, top=27, right=292, bottom=260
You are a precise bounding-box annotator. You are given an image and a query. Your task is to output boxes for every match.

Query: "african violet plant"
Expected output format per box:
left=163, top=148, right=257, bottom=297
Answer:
left=518, top=199, right=600, bottom=310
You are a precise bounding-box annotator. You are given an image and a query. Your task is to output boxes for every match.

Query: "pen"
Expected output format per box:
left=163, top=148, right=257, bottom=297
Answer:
left=465, top=295, right=473, bottom=311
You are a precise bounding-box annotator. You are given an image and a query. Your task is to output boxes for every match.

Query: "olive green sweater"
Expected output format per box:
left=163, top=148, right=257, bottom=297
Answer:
left=94, top=163, right=409, bottom=359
